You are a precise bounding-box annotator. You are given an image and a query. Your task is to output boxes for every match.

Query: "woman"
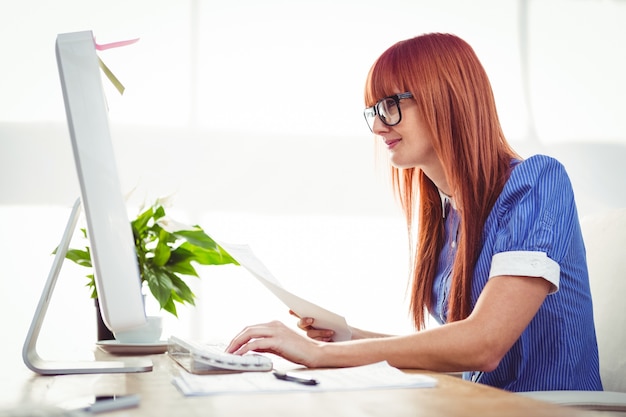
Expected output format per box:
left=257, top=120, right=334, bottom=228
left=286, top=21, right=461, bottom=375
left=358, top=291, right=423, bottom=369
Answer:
left=226, top=33, right=602, bottom=392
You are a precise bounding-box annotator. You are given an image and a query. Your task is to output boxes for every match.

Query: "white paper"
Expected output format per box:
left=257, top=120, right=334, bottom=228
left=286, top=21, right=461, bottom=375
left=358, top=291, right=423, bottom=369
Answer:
left=219, top=242, right=352, bottom=342
left=173, top=361, right=437, bottom=396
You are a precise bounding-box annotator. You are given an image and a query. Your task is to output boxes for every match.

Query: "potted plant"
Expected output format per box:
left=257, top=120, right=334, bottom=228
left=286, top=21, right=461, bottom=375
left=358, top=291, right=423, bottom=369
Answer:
left=60, top=198, right=239, bottom=339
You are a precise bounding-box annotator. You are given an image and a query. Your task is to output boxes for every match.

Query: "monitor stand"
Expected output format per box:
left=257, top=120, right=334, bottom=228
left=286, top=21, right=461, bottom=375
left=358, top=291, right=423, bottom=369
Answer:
left=22, top=199, right=153, bottom=375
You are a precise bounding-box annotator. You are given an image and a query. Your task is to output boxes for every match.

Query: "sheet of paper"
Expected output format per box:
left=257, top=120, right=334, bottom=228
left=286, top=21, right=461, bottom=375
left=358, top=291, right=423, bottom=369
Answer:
left=173, top=361, right=437, bottom=396
left=219, top=242, right=352, bottom=342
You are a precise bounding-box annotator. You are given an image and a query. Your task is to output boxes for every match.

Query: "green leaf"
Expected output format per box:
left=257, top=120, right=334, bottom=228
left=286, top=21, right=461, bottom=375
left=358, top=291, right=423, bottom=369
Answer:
left=167, top=259, right=200, bottom=277
left=86, top=273, right=97, bottom=298
left=153, top=229, right=172, bottom=267
left=161, top=297, right=178, bottom=317
left=177, top=241, right=239, bottom=266
left=153, top=205, right=166, bottom=221
left=172, top=228, right=219, bottom=250
left=64, top=248, right=92, bottom=267
left=168, top=272, right=195, bottom=305
left=143, top=265, right=197, bottom=318
left=132, top=206, right=153, bottom=236
left=144, top=265, right=174, bottom=308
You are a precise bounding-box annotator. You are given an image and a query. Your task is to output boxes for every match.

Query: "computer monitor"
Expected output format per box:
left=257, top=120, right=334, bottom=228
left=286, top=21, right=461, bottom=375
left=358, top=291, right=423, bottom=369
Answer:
left=22, top=30, right=152, bottom=375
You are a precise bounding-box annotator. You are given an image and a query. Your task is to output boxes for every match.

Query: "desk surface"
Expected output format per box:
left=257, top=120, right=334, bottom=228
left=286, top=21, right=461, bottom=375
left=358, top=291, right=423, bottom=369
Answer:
left=0, top=351, right=614, bottom=417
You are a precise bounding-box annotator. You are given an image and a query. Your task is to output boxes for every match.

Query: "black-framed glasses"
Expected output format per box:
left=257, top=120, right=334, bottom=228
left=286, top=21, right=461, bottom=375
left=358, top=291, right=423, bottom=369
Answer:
left=363, top=92, right=413, bottom=132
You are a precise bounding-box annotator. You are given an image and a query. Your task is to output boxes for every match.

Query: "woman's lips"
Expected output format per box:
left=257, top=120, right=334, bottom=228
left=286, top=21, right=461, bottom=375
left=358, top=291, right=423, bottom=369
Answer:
left=385, top=138, right=401, bottom=149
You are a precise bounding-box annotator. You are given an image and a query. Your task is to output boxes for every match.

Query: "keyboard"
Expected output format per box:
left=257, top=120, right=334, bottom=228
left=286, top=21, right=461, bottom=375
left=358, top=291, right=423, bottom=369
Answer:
left=168, top=336, right=273, bottom=374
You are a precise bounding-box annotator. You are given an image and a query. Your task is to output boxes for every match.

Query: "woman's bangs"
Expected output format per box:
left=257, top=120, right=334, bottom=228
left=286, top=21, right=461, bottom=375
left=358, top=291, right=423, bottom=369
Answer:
left=364, top=51, right=404, bottom=106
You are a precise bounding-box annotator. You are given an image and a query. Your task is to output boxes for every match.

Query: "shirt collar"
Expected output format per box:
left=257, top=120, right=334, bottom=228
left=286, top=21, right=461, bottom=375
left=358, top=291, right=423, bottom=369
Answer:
left=438, top=189, right=456, bottom=218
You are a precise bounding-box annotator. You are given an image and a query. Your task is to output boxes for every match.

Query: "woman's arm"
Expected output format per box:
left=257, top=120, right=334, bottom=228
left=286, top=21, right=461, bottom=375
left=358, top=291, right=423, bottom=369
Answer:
left=227, top=275, right=551, bottom=371
left=320, top=274, right=551, bottom=370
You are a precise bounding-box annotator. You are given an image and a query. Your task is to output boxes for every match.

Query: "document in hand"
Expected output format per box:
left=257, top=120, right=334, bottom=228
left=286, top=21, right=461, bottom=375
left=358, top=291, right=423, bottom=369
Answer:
left=219, top=242, right=352, bottom=341
left=173, top=361, right=437, bottom=396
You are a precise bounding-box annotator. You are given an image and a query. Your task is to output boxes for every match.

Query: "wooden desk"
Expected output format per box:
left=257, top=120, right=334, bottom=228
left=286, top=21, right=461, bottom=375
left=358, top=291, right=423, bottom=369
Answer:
left=1, top=351, right=614, bottom=417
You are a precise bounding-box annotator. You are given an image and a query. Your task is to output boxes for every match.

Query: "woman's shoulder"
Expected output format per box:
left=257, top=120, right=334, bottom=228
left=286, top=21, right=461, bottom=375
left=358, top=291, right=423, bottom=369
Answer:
left=497, top=154, right=574, bottom=209
left=510, top=154, right=566, bottom=176
left=506, top=154, right=570, bottom=188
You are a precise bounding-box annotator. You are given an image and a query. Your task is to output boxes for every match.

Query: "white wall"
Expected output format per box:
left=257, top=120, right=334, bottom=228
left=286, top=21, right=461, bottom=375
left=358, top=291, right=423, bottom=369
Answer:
left=1, top=0, right=625, bottom=365
left=2, top=0, right=626, bottom=211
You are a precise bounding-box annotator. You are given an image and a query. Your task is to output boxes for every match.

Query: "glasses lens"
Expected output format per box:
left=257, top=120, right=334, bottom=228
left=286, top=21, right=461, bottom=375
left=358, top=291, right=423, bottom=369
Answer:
left=378, top=97, right=400, bottom=126
left=364, top=107, right=376, bottom=132
left=364, top=95, right=406, bottom=132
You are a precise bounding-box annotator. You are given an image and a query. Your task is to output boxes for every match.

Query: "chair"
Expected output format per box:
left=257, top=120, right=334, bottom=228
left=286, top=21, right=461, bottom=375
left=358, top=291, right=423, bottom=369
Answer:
left=519, top=208, right=626, bottom=412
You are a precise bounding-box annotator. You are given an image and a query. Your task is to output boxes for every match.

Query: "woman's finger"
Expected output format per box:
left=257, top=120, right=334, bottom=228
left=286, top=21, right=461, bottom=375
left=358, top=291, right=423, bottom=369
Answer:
left=297, top=317, right=314, bottom=330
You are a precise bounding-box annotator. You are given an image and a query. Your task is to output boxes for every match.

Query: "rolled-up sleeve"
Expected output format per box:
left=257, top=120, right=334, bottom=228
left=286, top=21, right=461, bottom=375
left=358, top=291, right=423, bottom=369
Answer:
left=489, top=251, right=560, bottom=293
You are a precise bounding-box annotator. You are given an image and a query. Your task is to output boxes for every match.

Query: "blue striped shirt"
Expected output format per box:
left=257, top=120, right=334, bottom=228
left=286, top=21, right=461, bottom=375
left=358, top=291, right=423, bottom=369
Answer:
left=431, top=154, right=603, bottom=392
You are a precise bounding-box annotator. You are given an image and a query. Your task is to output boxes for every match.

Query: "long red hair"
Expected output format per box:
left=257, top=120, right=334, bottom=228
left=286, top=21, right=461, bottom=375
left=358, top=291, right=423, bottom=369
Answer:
left=364, top=33, right=519, bottom=329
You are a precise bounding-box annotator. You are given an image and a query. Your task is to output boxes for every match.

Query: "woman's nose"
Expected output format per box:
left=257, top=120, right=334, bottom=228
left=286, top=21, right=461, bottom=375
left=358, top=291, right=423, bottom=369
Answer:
left=372, top=116, right=390, bottom=135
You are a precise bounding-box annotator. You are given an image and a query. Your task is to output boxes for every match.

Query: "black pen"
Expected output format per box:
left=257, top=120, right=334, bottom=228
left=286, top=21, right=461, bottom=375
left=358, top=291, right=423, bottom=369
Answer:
left=273, top=370, right=319, bottom=386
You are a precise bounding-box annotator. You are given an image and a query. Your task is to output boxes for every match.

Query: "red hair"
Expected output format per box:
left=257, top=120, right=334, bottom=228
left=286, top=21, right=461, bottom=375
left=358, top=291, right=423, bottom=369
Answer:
left=364, top=33, right=519, bottom=329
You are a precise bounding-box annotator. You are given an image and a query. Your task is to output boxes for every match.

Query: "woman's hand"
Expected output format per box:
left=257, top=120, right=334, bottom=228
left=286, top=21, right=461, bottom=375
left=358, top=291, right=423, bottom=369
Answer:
left=225, top=320, right=323, bottom=367
left=289, top=310, right=336, bottom=342
left=289, top=310, right=392, bottom=341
